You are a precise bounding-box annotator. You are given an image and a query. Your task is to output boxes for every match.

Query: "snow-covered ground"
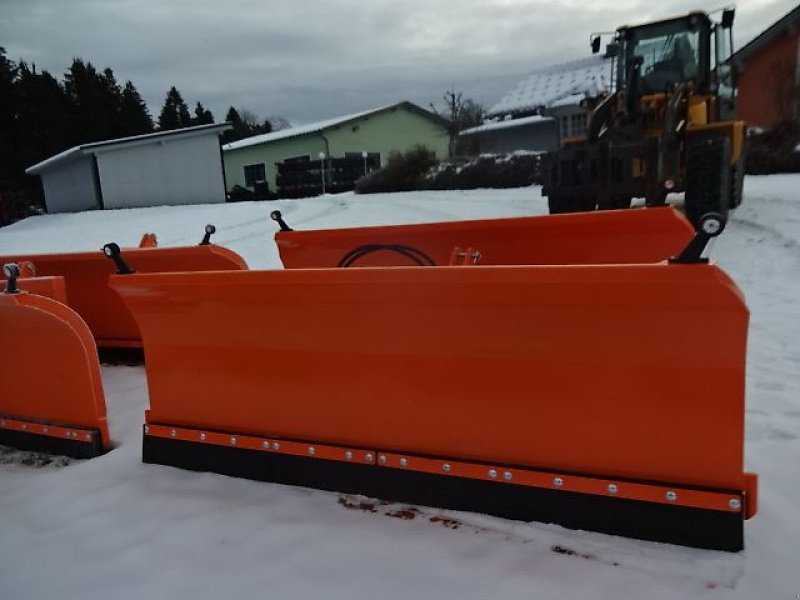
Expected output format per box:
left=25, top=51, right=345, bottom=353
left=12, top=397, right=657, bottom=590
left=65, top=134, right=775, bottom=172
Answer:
left=0, top=179, right=798, bottom=599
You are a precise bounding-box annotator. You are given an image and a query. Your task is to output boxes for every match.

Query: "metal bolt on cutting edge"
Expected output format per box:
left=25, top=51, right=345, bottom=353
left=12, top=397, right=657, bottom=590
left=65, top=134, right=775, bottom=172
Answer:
left=666, top=491, right=677, bottom=501
left=553, top=477, right=564, bottom=487
left=729, top=498, right=742, bottom=510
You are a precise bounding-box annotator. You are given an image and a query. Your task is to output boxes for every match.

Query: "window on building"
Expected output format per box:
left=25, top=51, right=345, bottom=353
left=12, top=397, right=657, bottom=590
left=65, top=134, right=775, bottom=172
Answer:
left=569, top=113, right=588, bottom=136
left=560, top=115, right=570, bottom=138
left=244, top=163, right=266, bottom=187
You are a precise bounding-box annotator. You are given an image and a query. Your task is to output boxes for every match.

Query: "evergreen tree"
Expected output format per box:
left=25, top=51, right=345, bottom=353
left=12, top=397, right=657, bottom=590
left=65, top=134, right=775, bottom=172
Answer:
left=15, top=63, right=73, bottom=168
left=192, top=101, right=214, bottom=125
left=118, top=81, right=153, bottom=136
left=63, top=59, right=123, bottom=143
left=158, top=86, right=191, bottom=131
left=0, top=48, right=18, bottom=185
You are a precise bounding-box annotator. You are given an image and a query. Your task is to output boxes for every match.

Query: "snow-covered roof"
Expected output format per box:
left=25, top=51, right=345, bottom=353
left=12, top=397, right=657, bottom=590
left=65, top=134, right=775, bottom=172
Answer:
left=488, top=56, right=613, bottom=117
left=223, top=101, right=442, bottom=152
left=26, top=123, right=232, bottom=174
left=460, top=115, right=553, bottom=136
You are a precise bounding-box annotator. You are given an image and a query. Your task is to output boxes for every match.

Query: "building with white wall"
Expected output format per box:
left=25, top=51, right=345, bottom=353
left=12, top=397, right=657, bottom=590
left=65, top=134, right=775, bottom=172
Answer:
left=26, top=123, right=231, bottom=213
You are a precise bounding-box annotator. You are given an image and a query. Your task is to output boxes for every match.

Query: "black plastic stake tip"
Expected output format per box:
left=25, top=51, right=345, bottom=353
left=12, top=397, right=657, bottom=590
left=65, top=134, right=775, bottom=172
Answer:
left=3, top=263, right=20, bottom=294
left=270, top=210, right=293, bottom=232
left=102, top=243, right=135, bottom=274
left=200, top=224, right=216, bottom=245
left=669, top=212, right=727, bottom=264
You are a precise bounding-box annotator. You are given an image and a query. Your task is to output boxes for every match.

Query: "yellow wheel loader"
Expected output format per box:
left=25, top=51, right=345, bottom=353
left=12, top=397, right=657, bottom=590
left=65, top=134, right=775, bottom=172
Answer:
left=542, top=9, right=746, bottom=228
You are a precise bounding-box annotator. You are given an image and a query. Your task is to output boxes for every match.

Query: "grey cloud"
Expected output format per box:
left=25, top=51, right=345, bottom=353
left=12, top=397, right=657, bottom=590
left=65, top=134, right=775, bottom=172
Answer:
left=1, top=0, right=796, bottom=124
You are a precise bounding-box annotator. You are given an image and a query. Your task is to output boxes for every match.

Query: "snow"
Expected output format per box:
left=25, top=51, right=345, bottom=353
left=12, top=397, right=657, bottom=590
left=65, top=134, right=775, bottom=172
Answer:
left=222, top=102, right=411, bottom=152
left=460, top=115, right=553, bottom=136
left=27, top=123, right=231, bottom=174
left=1, top=178, right=799, bottom=599
left=488, top=56, right=613, bottom=117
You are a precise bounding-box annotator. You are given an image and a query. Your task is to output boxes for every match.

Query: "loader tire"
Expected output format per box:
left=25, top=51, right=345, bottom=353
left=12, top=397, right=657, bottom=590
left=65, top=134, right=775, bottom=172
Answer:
left=685, top=135, right=731, bottom=230
left=598, top=195, right=632, bottom=210
left=547, top=193, right=596, bottom=214
left=730, top=138, right=747, bottom=209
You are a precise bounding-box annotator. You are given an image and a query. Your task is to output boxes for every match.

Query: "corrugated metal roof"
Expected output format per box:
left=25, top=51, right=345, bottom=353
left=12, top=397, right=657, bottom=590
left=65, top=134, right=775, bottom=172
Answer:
left=731, top=4, right=800, bottom=67
left=222, top=101, right=442, bottom=152
left=26, top=123, right=232, bottom=174
left=460, top=114, right=553, bottom=136
left=488, top=56, right=613, bottom=117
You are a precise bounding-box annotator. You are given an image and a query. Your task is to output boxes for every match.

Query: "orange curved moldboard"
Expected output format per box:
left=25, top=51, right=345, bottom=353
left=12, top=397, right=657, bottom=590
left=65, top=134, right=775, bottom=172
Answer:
left=0, top=245, right=247, bottom=347
left=274, top=207, right=695, bottom=268
left=0, top=292, right=111, bottom=450
left=112, top=262, right=749, bottom=493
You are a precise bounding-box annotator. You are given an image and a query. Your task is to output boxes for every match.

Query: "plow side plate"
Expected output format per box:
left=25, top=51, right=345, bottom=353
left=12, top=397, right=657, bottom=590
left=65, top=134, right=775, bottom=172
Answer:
left=275, top=207, right=694, bottom=268
left=1, top=275, right=67, bottom=303
left=0, top=245, right=247, bottom=347
left=0, top=292, right=110, bottom=457
left=113, top=264, right=751, bottom=548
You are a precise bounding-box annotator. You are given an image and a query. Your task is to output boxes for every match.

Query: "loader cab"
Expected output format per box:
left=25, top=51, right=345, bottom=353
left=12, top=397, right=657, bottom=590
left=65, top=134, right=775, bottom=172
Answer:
left=616, top=13, right=712, bottom=95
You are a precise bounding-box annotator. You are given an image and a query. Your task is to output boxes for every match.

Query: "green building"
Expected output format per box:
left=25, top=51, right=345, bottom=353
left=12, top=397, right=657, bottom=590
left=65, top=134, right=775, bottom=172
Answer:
left=222, top=101, right=449, bottom=194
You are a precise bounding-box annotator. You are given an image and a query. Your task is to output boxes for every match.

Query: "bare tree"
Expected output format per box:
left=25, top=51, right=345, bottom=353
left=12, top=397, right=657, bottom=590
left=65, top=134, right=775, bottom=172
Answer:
left=430, top=89, right=486, bottom=158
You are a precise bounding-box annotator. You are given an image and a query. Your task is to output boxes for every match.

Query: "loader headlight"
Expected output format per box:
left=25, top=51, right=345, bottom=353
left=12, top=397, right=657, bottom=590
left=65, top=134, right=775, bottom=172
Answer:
left=664, top=179, right=676, bottom=191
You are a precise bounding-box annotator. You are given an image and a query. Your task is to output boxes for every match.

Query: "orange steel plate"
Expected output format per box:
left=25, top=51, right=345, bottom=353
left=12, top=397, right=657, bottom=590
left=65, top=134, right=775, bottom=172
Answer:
left=0, top=244, right=247, bottom=347
left=0, top=292, right=111, bottom=449
left=113, top=262, right=749, bottom=495
left=274, top=207, right=695, bottom=268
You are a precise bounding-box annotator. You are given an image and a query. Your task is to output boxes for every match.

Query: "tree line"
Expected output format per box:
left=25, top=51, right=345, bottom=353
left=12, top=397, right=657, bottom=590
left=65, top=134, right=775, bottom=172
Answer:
left=0, top=48, right=284, bottom=211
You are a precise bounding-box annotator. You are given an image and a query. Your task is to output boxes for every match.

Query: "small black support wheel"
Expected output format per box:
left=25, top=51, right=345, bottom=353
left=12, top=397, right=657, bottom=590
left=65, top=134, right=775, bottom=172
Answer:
left=685, top=135, right=731, bottom=230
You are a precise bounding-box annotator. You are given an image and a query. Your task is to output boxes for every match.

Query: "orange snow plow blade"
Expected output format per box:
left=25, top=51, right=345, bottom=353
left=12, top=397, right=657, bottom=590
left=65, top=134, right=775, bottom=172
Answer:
left=112, top=256, right=755, bottom=550
left=272, top=206, right=694, bottom=268
left=0, top=237, right=247, bottom=348
left=0, top=268, right=111, bottom=458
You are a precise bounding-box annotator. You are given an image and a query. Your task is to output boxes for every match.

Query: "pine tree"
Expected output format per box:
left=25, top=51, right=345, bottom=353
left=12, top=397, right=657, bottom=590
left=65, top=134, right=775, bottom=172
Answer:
left=64, top=59, right=123, bottom=144
left=158, top=86, right=191, bottom=131
left=0, top=48, right=18, bottom=185
left=192, top=101, right=214, bottom=125
left=15, top=63, right=73, bottom=162
left=118, top=81, right=153, bottom=136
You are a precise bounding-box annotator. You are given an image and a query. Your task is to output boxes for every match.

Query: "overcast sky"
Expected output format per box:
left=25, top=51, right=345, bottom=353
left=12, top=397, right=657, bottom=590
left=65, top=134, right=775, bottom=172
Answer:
left=1, top=0, right=796, bottom=126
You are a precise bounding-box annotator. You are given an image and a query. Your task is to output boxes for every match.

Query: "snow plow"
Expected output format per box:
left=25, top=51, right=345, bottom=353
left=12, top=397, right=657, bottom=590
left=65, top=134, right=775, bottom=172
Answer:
left=0, top=264, right=111, bottom=458
left=270, top=206, right=695, bottom=268
left=110, top=213, right=756, bottom=551
left=0, top=226, right=247, bottom=348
